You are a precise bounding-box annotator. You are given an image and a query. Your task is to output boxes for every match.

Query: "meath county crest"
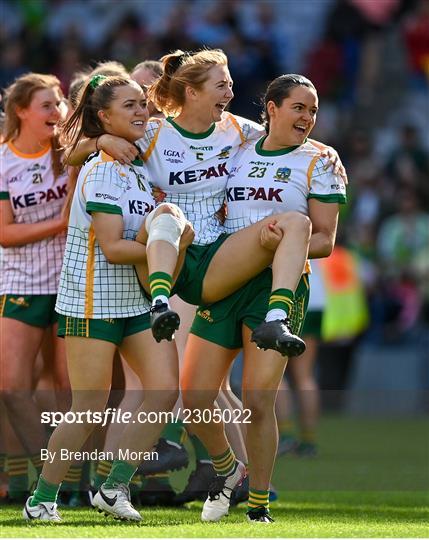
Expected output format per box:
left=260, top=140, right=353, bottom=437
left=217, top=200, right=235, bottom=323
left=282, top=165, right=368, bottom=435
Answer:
left=274, top=167, right=291, bottom=182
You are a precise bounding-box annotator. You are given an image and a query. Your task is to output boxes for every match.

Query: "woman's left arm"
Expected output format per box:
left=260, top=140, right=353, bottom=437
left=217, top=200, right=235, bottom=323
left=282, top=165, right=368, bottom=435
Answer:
left=307, top=199, right=339, bottom=259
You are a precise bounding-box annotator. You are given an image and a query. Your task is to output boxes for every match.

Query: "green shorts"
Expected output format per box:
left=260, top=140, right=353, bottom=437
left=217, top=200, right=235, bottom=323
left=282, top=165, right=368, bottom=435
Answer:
left=190, top=270, right=310, bottom=349
left=302, top=310, right=323, bottom=338
left=0, top=294, right=58, bottom=328
left=172, top=234, right=229, bottom=305
left=57, top=312, right=151, bottom=346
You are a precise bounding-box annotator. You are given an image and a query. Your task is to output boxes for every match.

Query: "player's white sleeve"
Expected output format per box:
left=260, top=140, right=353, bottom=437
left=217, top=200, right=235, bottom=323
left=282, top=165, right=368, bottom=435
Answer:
left=308, top=156, right=347, bottom=204
left=83, top=161, right=128, bottom=215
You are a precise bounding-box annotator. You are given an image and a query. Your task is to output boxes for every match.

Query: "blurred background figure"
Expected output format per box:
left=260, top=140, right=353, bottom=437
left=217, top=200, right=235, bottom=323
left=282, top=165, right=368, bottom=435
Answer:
left=276, top=260, right=327, bottom=458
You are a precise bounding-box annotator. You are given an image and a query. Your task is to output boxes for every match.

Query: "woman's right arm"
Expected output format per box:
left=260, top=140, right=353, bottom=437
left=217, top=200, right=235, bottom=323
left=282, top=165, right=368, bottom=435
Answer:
left=66, top=134, right=140, bottom=166
left=92, top=212, right=147, bottom=265
left=0, top=200, right=67, bottom=248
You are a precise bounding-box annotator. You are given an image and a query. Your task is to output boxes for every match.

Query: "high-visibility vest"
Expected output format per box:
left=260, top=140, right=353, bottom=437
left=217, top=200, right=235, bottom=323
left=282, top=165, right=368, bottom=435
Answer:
left=319, top=246, right=369, bottom=342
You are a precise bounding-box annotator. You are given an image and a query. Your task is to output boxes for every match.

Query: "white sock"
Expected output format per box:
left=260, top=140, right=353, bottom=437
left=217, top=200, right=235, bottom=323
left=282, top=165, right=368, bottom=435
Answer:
left=265, top=309, right=287, bottom=322
left=152, top=294, right=170, bottom=308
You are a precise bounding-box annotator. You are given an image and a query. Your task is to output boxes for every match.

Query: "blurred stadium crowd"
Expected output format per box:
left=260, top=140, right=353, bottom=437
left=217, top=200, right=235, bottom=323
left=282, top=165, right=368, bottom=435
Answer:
left=1, top=0, right=428, bottom=390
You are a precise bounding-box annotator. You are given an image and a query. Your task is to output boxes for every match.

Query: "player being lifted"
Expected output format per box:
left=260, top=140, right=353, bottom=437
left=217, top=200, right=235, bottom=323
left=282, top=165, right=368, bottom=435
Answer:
left=23, top=75, right=193, bottom=522
left=69, top=49, right=346, bottom=357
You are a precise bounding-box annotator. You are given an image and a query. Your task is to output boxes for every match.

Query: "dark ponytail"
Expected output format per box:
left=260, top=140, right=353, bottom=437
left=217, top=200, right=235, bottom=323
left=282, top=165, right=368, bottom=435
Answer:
left=61, top=75, right=132, bottom=160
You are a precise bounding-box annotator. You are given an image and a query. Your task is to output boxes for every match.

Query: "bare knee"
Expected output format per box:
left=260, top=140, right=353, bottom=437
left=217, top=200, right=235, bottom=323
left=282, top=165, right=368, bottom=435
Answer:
left=70, top=391, right=110, bottom=418
left=277, top=212, right=312, bottom=236
left=147, top=387, right=179, bottom=412
left=182, top=388, right=218, bottom=412
left=1, top=389, right=32, bottom=413
left=53, top=374, right=70, bottom=393
left=243, top=391, right=277, bottom=423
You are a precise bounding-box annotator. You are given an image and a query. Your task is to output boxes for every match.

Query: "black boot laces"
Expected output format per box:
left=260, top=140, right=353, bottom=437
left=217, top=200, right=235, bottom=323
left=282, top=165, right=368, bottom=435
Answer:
left=208, top=475, right=231, bottom=501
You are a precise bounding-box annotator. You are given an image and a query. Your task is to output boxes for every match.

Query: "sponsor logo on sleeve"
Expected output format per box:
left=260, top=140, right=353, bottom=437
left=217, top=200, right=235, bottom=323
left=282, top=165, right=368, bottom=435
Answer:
left=95, top=193, right=119, bottom=201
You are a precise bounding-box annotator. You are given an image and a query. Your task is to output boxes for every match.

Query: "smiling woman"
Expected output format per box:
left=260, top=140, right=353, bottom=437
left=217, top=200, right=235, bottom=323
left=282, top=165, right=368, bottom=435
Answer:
left=23, top=75, right=193, bottom=523
left=262, top=74, right=319, bottom=148
left=0, top=73, right=70, bottom=504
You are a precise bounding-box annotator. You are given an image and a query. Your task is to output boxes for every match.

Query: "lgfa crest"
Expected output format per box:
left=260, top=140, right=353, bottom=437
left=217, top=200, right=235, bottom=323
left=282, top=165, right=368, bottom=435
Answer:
left=274, top=167, right=291, bottom=182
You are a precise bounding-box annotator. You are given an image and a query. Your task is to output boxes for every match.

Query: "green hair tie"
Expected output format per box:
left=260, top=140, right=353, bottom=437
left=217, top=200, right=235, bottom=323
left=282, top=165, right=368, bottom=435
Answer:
left=89, top=75, right=107, bottom=89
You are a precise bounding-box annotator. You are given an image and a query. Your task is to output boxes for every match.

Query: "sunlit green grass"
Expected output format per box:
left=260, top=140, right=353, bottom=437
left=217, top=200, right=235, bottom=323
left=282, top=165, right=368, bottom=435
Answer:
left=1, top=491, right=428, bottom=537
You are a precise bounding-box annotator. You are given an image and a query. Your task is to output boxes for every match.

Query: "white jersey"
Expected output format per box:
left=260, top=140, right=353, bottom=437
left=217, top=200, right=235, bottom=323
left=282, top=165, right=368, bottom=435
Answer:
left=137, top=112, right=263, bottom=245
left=225, top=137, right=347, bottom=273
left=0, top=142, right=67, bottom=294
left=55, top=151, right=153, bottom=319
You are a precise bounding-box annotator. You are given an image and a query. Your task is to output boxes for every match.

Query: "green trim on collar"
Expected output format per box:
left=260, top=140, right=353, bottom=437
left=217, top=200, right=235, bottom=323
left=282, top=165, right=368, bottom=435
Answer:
left=255, top=135, right=301, bottom=156
left=167, top=117, right=216, bottom=139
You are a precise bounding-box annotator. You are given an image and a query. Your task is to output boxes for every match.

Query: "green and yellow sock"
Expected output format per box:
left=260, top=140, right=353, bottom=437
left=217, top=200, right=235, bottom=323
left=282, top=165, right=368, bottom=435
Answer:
left=266, top=288, right=295, bottom=321
left=6, top=456, right=28, bottom=499
left=190, top=434, right=211, bottom=463
left=0, top=453, right=6, bottom=472
left=142, top=472, right=170, bottom=488
left=93, top=459, right=112, bottom=490
left=81, top=460, right=91, bottom=490
left=149, top=271, right=173, bottom=304
left=248, top=488, right=269, bottom=511
left=211, top=447, right=236, bottom=476
left=30, top=454, right=43, bottom=476
left=62, top=464, right=82, bottom=492
left=30, top=475, right=60, bottom=506
left=104, top=459, right=136, bottom=489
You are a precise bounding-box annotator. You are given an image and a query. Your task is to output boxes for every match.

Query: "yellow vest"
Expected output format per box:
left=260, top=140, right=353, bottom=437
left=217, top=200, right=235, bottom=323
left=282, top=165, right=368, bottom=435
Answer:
left=320, top=247, right=369, bottom=342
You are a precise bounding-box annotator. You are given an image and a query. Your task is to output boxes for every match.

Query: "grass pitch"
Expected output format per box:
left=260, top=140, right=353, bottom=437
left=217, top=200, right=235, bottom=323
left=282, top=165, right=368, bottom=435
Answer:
left=1, top=416, right=428, bottom=537
left=1, top=491, right=428, bottom=538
